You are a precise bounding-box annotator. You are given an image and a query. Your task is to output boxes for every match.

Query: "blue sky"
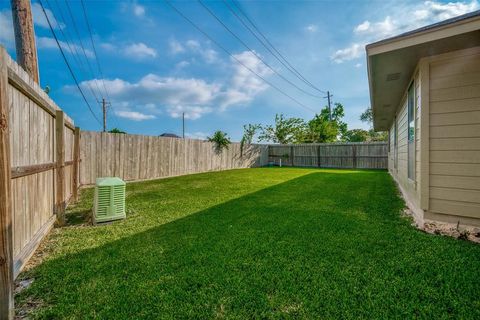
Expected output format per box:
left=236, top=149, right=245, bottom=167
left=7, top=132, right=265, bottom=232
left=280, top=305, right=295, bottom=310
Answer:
left=0, top=0, right=478, bottom=141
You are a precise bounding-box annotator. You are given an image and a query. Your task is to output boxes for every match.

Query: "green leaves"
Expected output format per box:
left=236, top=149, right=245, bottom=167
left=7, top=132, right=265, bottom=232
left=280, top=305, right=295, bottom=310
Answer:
left=108, top=128, right=126, bottom=134
left=240, top=124, right=261, bottom=156
left=258, top=114, right=306, bottom=144
left=207, top=130, right=231, bottom=153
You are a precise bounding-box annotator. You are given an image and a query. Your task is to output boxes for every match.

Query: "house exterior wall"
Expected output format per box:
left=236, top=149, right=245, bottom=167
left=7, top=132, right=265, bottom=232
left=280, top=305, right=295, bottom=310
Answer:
left=388, top=46, right=480, bottom=228
left=424, top=46, right=480, bottom=227
left=388, top=68, right=423, bottom=222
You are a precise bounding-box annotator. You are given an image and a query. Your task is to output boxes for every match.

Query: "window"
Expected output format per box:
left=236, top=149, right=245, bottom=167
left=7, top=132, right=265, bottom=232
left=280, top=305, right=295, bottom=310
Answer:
left=393, top=118, right=397, bottom=170
left=407, top=82, right=415, bottom=180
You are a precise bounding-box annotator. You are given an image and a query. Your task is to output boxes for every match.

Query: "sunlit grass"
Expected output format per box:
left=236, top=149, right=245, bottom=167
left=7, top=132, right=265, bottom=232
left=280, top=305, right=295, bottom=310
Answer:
left=17, top=168, right=480, bottom=319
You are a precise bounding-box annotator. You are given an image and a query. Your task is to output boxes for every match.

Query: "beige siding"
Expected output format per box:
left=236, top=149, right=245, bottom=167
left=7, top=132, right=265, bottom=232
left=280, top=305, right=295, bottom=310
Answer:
left=389, top=70, right=422, bottom=214
left=425, top=47, right=480, bottom=226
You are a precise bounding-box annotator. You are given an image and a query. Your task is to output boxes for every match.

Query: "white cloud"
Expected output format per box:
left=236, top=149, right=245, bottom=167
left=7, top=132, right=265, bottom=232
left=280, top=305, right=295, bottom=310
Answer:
left=354, top=21, right=370, bottom=33
left=216, top=50, right=273, bottom=110
left=123, top=42, right=157, bottom=59
left=353, top=16, right=396, bottom=38
left=171, top=39, right=219, bottom=63
left=305, top=24, right=318, bottom=32
left=0, top=10, right=14, bottom=48
left=334, top=0, right=479, bottom=63
left=169, top=39, right=185, bottom=54
left=353, top=0, right=479, bottom=37
left=167, top=105, right=213, bottom=120
left=355, top=63, right=362, bottom=68
left=133, top=4, right=145, bottom=17
left=37, top=36, right=94, bottom=58
left=331, top=43, right=363, bottom=63
left=419, top=0, right=479, bottom=20
left=31, top=3, right=64, bottom=30
left=100, top=42, right=117, bottom=51
left=77, top=75, right=219, bottom=120
left=73, top=50, right=273, bottom=120
left=115, top=110, right=156, bottom=121
left=175, top=60, right=190, bottom=69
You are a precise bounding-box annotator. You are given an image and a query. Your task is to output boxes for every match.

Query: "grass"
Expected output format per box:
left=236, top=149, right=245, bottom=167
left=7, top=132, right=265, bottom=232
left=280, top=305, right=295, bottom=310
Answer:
left=17, top=168, right=480, bottom=319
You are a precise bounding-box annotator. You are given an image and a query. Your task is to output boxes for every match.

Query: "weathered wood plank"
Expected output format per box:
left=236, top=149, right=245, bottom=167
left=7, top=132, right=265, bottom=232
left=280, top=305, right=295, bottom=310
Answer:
left=55, top=111, right=65, bottom=226
left=11, top=162, right=55, bottom=178
left=0, top=46, right=14, bottom=320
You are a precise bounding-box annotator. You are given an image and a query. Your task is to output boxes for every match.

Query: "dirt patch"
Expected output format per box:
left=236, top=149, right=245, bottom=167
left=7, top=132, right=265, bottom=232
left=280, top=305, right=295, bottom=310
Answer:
left=14, top=296, right=46, bottom=320
left=403, top=207, right=480, bottom=243
left=423, top=221, right=480, bottom=244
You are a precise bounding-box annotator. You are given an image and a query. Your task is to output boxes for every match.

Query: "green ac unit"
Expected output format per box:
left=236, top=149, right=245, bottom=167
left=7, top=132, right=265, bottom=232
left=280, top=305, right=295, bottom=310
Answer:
left=94, top=177, right=126, bottom=223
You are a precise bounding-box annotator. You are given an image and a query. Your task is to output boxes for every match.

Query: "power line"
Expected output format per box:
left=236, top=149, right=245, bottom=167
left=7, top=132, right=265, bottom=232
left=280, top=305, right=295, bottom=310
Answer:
left=198, top=0, right=323, bottom=99
left=80, top=0, right=110, bottom=102
left=63, top=0, right=104, bottom=102
left=46, top=0, right=100, bottom=103
left=164, top=0, right=316, bottom=114
left=48, top=0, right=83, bottom=70
left=38, top=0, right=102, bottom=126
left=229, top=0, right=326, bottom=95
left=79, top=0, right=113, bottom=130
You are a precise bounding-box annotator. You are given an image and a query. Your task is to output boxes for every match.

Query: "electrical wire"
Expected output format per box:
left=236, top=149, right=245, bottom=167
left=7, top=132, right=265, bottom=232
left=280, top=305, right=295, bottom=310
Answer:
left=198, top=0, right=324, bottom=99
left=46, top=0, right=100, bottom=103
left=38, top=0, right=102, bottom=126
left=164, top=0, right=316, bottom=114
left=229, top=0, right=326, bottom=95
left=63, top=0, right=104, bottom=102
left=80, top=0, right=110, bottom=102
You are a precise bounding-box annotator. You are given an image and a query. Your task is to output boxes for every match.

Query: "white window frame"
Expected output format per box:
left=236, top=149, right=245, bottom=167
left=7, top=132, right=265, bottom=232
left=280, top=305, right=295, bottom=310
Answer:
left=407, top=81, right=415, bottom=181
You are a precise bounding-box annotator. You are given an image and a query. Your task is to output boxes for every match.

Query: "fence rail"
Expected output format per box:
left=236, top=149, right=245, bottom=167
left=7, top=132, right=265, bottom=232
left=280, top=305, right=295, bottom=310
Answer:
left=79, top=132, right=269, bottom=185
left=1, top=47, right=81, bottom=317
left=267, top=142, right=388, bottom=169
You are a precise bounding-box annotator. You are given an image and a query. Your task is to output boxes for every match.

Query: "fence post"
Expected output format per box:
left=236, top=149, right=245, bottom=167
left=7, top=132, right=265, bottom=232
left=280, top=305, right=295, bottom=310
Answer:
left=55, top=110, right=65, bottom=226
left=72, top=127, right=80, bottom=202
left=317, top=145, right=321, bottom=168
left=290, top=146, right=294, bottom=167
left=0, top=46, right=14, bottom=320
left=352, top=144, right=357, bottom=169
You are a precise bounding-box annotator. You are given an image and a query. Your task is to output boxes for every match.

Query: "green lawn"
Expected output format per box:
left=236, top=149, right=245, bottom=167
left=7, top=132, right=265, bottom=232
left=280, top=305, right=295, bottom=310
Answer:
left=17, top=168, right=480, bottom=319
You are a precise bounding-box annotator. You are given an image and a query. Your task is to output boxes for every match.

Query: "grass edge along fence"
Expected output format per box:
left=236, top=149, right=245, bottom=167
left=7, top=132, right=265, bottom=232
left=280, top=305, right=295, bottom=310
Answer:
left=268, top=142, right=388, bottom=169
left=1, top=48, right=80, bottom=318
left=79, top=131, right=270, bottom=185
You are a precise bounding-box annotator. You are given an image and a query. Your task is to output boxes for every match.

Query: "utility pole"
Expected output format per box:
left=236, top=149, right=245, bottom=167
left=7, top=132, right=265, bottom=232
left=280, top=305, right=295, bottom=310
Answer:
left=182, top=112, right=185, bottom=139
left=325, top=91, right=333, bottom=121
left=11, top=0, right=39, bottom=83
left=102, top=98, right=107, bottom=132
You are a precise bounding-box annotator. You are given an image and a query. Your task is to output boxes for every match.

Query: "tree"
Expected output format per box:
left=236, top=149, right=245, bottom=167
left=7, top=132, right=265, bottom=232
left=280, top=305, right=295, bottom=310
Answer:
left=240, top=123, right=261, bottom=156
left=109, top=128, right=126, bottom=134
left=368, top=129, right=388, bottom=141
left=304, top=114, right=338, bottom=143
left=360, top=107, right=373, bottom=124
left=302, top=103, right=347, bottom=143
left=207, top=130, right=231, bottom=153
left=344, top=129, right=369, bottom=142
left=360, top=107, right=388, bottom=141
left=259, top=114, right=306, bottom=144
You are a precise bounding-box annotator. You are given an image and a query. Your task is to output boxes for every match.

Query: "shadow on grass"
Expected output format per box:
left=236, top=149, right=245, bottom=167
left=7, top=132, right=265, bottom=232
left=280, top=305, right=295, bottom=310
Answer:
left=20, top=171, right=480, bottom=319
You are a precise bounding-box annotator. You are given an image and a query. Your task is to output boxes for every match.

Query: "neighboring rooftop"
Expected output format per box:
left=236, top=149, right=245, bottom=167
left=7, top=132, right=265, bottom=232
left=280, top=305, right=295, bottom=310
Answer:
left=159, top=133, right=181, bottom=138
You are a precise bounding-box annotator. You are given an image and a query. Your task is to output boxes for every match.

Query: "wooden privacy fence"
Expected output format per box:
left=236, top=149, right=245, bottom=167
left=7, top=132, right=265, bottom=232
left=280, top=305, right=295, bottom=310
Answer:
left=268, top=142, right=388, bottom=169
left=1, top=48, right=80, bottom=316
left=79, top=131, right=269, bottom=185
